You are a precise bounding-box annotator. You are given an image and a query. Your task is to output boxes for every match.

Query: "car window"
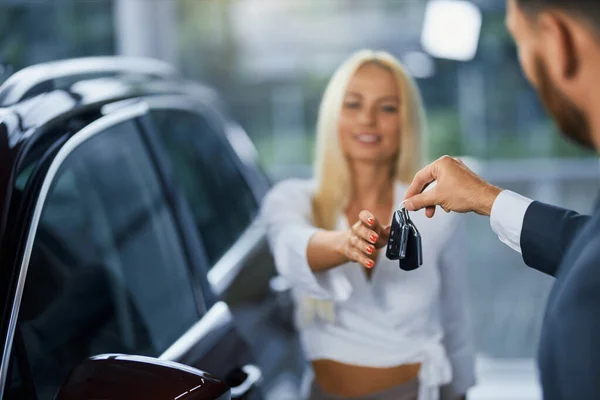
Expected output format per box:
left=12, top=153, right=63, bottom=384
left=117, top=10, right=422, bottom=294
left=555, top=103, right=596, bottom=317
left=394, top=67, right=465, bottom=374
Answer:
left=150, top=109, right=258, bottom=266
left=13, top=120, right=201, bottom=400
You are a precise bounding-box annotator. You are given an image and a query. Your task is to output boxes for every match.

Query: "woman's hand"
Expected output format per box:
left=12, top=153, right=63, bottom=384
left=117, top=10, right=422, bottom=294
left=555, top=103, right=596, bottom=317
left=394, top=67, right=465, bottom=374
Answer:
left=341, top=210, right=390, bottom=269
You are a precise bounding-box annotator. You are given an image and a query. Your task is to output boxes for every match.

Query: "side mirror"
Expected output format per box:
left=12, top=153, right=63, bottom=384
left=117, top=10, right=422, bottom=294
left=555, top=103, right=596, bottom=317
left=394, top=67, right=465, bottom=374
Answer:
left=55, top=354, right=231, bottom=400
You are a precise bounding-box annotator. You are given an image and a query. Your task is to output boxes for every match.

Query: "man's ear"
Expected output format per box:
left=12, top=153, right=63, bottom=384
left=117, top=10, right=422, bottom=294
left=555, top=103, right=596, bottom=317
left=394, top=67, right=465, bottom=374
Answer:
left=537, top=11, right=579, bottom=81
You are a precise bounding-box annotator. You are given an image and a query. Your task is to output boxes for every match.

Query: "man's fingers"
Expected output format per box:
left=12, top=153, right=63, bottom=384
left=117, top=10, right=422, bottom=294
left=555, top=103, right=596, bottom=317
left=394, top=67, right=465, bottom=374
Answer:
left=425, top=206, right=436, bottom=218
left=451, top=156, right=463, bottom=165
left=404, top=188, right=439, bottom=211
left=404, top=163, right=436, bottom=201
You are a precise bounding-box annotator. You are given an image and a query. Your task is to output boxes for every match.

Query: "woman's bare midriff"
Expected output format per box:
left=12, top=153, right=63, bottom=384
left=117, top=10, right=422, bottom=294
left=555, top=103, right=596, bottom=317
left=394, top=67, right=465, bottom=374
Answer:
left=312, top=359, right=421, bottom=398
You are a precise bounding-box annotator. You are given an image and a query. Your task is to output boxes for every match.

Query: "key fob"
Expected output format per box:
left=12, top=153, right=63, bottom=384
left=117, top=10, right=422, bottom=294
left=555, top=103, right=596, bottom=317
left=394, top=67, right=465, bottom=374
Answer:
left=399, top=221, right=423, bottom=271
left=399, top=224, right=410, bottom=259
left=386, top=206, right=424, bottom=271
left=385, top=210, right=402, bottom=260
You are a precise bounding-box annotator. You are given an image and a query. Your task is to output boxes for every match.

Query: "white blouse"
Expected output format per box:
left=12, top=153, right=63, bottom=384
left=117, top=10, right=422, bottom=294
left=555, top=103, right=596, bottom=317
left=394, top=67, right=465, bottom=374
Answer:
left=260, top=179, right=476, bottom=400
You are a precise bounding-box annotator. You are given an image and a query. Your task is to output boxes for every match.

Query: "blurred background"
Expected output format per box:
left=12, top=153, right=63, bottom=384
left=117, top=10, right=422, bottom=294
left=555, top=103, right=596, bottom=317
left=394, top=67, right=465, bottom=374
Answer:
left=2, top=0, right=599, bottom=398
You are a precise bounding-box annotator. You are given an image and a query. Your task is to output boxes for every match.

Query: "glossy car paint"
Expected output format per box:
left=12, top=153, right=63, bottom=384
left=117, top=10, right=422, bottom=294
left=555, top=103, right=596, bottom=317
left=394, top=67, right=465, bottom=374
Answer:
left=55, top=354, right=231, bottom=400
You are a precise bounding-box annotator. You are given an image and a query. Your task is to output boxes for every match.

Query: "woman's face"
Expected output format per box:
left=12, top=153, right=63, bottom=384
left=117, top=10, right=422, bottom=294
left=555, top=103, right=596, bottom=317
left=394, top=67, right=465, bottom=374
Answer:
left=339, top=63, right=401, bottom=164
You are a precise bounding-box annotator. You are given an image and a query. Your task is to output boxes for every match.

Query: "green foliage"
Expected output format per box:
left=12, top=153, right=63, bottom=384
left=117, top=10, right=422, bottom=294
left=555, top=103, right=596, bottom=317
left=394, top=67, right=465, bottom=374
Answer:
left=426, top=109, right=462, bottom=161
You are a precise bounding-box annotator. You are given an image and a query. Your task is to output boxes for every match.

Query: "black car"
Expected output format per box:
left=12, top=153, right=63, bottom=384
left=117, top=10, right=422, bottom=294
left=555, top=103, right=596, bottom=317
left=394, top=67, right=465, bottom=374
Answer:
left=0, top=57, right=303, bottom=400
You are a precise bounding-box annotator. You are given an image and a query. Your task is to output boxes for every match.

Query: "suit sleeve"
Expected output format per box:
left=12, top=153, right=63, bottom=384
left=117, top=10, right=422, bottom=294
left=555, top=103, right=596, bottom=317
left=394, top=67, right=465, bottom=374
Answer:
left=520, top=201, right=591, bottom=277
left=490, top=190, right=591, bottom=277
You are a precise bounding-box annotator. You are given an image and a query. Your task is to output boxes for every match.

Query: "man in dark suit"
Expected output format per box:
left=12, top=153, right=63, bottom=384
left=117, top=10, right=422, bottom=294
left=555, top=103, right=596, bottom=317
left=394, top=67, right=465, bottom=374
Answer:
left=403, top=0, right=600, bottom=399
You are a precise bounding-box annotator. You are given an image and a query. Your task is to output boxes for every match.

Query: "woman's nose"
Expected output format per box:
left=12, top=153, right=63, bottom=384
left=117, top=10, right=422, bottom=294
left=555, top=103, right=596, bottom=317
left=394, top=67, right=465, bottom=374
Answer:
left=358, top=106, right=376, bottom=126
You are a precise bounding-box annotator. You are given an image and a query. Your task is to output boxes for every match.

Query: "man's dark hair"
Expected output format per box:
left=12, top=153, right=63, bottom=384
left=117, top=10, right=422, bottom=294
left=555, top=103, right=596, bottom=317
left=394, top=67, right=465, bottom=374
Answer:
left=517, top=0, right=600, bottom=21
left=517, top=0, right=600, bottom=33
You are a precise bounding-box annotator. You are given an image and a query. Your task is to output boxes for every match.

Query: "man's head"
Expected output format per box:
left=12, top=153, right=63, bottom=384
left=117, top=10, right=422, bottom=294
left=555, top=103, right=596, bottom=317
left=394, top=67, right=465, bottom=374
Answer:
left=507, top=0, right=600, bottom=149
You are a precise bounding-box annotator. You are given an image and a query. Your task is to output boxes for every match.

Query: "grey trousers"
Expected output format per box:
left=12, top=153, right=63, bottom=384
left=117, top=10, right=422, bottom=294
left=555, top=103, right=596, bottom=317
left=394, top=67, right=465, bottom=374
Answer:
left=308, top=379, right=419, bottom=400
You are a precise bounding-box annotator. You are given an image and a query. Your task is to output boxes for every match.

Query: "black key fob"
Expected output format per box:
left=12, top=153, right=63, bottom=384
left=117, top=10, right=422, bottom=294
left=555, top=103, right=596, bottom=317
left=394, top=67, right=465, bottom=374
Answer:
left=385, top=210, right=402, bottom=260
left=399, top=223, right=410, bottom=259
left=399, top=220, right=423, bottom=271
left=386, top=206, right=423, bottom=271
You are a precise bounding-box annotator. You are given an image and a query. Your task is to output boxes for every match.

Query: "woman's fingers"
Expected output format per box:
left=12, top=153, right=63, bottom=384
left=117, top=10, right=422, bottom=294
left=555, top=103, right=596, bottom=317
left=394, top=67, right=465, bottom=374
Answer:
left=349, top=235, right=375, bottom=256
left=346, top=223, right=376, bottom=268
left=347, top=245, right=375, bottom=269
left=347, top=210, right=391, bottom=268
left=360, top=209, right=391, bottom=237
left=359, top=210, right=377, bottom=228
left=352, top=221, right=379, bottom=244
left=375, top=225, right=391, bottom=249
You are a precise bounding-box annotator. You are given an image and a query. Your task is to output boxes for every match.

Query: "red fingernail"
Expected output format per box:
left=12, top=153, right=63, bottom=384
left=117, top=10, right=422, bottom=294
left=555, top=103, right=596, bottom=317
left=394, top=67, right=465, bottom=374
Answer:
left=367, top=218, right=375, bottom=225
left=366, top=261, right=374, bottom=268
left=370, top=234, right=378, bottom=242
left=366, top=246, right=374, bottom=254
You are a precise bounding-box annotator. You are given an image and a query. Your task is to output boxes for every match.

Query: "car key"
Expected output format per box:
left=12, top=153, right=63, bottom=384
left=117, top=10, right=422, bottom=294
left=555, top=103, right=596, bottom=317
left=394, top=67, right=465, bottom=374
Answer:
left=385, top=210, right=402, bottom=260
left=399, top=223, right=410, bottom=259
left=386, top=205, right=423, bottom=271
left=400, top=219, right=423, bottom=271
left=409, top=219, right=423, bottom=266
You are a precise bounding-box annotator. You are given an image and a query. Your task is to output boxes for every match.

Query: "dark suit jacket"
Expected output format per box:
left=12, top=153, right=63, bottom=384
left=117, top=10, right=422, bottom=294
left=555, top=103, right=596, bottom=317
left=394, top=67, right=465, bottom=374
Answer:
left=521, top=200, right=600, bottom=400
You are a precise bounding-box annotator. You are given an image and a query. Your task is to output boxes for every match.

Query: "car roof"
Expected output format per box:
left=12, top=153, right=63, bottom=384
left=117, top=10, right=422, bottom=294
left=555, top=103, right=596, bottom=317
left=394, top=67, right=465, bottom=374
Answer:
left=0, top=56, right=178, bottom=106
left=0, top=56, right=226, bottom=271
left=2, top=56, right=225, bottom=139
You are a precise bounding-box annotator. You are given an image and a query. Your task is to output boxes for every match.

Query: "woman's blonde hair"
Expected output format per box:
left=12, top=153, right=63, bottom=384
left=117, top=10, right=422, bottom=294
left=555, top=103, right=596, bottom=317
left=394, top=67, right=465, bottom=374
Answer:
left=312, top=49, right=427, bottom=230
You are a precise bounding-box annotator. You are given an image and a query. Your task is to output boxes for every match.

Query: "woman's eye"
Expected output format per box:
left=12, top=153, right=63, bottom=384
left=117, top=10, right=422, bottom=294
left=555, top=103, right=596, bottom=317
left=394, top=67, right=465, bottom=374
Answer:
left=344, top=102, right=361, bottom=109
left=381, top=105, right=398, bottom=113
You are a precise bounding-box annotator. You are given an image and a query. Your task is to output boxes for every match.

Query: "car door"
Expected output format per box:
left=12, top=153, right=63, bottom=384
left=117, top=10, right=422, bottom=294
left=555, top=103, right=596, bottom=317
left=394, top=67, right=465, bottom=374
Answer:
left=0, top=102, right=262, bottom=400
left=141, top=97, right=306, bottom=399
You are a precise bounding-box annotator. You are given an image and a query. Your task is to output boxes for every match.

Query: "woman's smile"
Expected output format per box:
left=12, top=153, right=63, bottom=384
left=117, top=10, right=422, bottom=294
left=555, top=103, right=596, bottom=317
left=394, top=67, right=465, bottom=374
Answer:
left=353, top=132, right=382, bottom=144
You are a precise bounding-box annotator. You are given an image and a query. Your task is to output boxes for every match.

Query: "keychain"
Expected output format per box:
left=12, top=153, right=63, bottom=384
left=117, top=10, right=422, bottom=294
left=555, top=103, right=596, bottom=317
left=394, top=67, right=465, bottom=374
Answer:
left=385, top=204, right=423, bottom=271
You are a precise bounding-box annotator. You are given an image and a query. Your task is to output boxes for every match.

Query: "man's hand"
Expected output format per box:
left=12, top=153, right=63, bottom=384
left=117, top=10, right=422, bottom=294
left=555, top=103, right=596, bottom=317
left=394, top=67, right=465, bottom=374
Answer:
left=403, top=156, right=503, bottom=218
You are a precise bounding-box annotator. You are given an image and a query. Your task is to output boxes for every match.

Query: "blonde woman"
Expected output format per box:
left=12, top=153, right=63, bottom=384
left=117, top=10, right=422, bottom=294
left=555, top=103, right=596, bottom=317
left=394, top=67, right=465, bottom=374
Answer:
left=260, top=50, right=475, bottom=400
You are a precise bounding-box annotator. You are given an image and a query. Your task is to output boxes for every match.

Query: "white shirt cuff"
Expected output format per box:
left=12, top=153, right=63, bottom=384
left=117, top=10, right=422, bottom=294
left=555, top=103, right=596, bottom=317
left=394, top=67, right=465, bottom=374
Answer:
left=489, top=190, right=534, bottom=254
